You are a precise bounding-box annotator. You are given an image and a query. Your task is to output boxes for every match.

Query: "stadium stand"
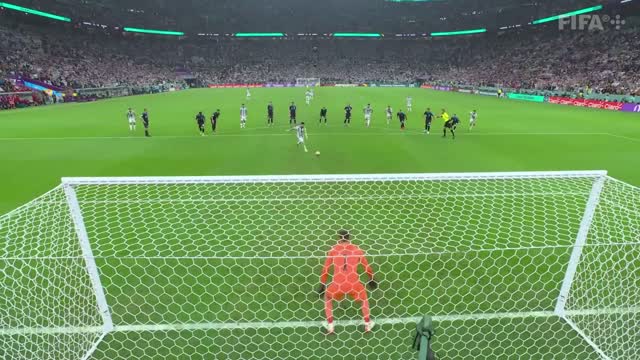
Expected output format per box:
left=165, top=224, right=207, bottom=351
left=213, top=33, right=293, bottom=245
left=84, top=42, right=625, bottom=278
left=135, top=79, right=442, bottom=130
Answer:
left=0, top=1, right=638, bottom=111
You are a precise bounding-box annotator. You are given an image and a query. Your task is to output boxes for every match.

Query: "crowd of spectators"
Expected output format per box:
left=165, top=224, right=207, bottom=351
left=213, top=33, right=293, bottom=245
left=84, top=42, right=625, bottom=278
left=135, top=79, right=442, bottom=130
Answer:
left=1, top=20, right=639, bottom=111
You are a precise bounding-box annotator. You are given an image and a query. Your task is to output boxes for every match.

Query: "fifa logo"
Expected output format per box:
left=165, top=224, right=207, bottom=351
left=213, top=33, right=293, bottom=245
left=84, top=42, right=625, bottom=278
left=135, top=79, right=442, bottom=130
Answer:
left=558, top=15, right=625, bottom=31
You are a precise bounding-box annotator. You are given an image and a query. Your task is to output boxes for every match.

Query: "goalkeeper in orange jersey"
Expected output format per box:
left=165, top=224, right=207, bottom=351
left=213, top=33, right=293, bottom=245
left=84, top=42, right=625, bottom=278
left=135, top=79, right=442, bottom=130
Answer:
left=317, top=229, right=378, bottom=334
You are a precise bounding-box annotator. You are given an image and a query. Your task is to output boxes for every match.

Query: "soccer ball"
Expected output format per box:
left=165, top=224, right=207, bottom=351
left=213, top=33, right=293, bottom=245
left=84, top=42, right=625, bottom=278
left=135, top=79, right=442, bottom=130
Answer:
left=315, top=151, right=321, bottom=156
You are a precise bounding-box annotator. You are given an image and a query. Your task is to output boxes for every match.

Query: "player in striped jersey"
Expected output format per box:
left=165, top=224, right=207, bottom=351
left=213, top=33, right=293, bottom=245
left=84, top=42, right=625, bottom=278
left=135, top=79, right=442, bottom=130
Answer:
left=289, top=122, right=308, bottom=152
left=385, top=106, right=393, bottom=125
left=240, top=104, right=247, bottom=129
left=126, top=108, right=136, bottom=131
left=363, top=104, right=373, bottom=128
left=469, top=110, right=478, bottom=131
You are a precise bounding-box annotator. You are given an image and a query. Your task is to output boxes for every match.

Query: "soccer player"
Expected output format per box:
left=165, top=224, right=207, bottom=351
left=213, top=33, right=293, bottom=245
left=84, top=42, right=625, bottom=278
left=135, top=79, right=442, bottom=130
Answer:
left=267, top=102, right=274, bottom=126
left=305, top=90, right=312, bottom=105
left=126, top=108, right=136, bottom=131
left=443, top=118, right=456, bottom=139
left=406, top=96, right=413, bottom=112
left=289, top=122, right=308, bottom=152
left=451, top=114, right=460, bottom=131
left=320, top=106, right=328, bottom=125
left=397, top=109, right=407, bottom=130
left=141, top=108, right=150, bottom=137
left=310, top=87, right=315, bottom=100
left=385, top=105, right=393, bottom=125
left=240, top=104, right=247, bottom=129
left=423, top=108, right=434, bottom=134
left=318, top=229, right=377, bottom=334
left=211, top=109, right=220, bottom=133
left=469, top=110, right=478, bottom=131
left=289, top=102, right=297, bottom=125
left=344, top=104, right=353, bottom=126
left=246, top=87, right=251, bottom=100
left=363, top=104, right=373, bottom=128
left=196, top=111, right=206, bottom=136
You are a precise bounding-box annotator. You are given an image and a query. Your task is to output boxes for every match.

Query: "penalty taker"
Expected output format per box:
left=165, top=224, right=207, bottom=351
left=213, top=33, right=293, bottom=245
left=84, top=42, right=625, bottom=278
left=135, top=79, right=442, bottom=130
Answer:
left=289, top=122, right=308, bottom=152
left=318, top=229, right=378, bottom=334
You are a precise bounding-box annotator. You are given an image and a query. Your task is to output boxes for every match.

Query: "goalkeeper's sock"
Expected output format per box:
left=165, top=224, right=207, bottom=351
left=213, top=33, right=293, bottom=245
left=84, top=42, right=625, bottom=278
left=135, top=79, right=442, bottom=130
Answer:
left=323, top=321, right=335, bottom=334
left=365, top=320, right=375, bottom=332
left=361, top=298, right=371, bottom=327
left=324, top=299, right=334, bottom=329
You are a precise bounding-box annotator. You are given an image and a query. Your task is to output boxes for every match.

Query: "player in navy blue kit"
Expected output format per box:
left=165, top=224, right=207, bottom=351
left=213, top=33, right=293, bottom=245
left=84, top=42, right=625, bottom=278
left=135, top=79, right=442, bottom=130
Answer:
left=196, top=112, right=206, bottom=136
left=211, top=109, right=220, bottom=133
left=451, top=114, right=460, bottom=130
left=141, top=108, right=151, bottom=137
left=397, top=110, right=407, bottom=130
left=320, top=107, right=328, bottom=125
left=344, top=104, right=353, bottom=126
left=267, top=102, right=274, bottom=126
left=289, top=102, right=297, bottom=125
left=443, top=118, right=456, bottom=139
left=423, top=108, right=434, bottom=134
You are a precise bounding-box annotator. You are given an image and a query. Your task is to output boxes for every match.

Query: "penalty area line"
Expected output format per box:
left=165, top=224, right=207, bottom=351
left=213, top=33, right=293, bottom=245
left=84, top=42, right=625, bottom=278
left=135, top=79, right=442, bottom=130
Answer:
left=0, top=132, right=610, bottom=141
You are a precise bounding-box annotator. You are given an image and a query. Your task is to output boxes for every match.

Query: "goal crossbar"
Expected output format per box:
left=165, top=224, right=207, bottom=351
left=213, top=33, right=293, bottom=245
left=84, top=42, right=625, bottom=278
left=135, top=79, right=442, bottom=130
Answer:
left=61, top=170, right=608, bottom=185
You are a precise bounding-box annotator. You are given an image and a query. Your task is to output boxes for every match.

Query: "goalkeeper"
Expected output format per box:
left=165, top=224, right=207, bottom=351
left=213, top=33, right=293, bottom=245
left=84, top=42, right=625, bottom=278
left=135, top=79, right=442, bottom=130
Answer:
left=318, top=229, right=377, bottom=334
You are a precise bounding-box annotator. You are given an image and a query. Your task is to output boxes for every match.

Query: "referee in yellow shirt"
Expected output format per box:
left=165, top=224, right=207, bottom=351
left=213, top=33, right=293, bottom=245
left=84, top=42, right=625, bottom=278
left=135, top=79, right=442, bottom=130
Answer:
left=438, top=109, right=455, bottom=139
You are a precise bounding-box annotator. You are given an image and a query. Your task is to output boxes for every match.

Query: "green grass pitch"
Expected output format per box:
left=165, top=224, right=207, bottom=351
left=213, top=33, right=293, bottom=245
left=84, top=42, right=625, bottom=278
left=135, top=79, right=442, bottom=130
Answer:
left=0, top=87, right=638, bottom=359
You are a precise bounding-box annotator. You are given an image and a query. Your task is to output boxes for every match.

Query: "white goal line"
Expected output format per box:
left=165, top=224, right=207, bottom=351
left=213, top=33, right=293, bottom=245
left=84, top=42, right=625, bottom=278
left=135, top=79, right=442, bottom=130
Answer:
left=3, top=307, right=638, bottom=336
left=61, top=171, right=608, bottom=186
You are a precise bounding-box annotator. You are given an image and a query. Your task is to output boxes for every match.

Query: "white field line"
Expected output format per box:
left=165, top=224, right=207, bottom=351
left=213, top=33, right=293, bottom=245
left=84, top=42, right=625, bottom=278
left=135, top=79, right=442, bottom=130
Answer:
left=69, top=191, right=589, bottom=204
left=0, top=132, right=612, bottom=141
left=605, top=133, right=640, bottom=143
left=3, top=307, right=638, bottom=336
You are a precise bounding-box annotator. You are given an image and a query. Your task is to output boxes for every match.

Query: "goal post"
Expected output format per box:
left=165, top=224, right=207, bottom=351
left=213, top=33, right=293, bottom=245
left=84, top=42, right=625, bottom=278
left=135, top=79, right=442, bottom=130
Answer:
left=295, top=78, right=321, bottom=87
left=1, top=171, right=638, bottom=360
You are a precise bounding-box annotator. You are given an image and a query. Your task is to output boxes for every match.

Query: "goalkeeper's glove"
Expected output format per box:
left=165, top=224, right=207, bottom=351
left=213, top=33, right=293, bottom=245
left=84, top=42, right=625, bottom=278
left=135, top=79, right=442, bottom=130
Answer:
left=317, top=283, right=326, bottom=297
left=367, top=279, right=378, bottom=290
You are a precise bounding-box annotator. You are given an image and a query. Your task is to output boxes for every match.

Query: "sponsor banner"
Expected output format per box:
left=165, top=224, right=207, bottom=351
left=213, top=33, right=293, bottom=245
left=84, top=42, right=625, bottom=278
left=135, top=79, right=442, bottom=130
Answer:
left=477, top=91, right=496, bottom=97
left=208, top=83, right=264, bottom=88
left=548, top=96, right=623, bottom=111
left=420, top=84, right=433, bottom=89
left=432, top=86, right=452, bottom=92
left=621, top=103, right=640, bottom=113
left=265, top=83, right=296, bottom=88
left=335, top=84, right=360, bottom=87
left=369, top=83, right=411, bottom=88
left=507, top=93, right=546, bottom=103
left=457, top=89, right=478, bottom=94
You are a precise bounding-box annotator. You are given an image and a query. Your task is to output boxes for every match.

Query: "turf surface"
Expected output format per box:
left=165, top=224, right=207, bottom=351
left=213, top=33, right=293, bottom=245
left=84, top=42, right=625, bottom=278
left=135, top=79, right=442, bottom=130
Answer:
left=0, top=88, right=638, bottom=359
left=0, top=87, right=638, bottom=214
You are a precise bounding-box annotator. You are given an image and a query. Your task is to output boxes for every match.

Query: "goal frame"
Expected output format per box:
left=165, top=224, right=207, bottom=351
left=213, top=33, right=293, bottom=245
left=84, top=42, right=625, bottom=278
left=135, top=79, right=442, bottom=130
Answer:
left=295, top=78, right=321, bottom=87
left=6, top=170, right=634, bottom=360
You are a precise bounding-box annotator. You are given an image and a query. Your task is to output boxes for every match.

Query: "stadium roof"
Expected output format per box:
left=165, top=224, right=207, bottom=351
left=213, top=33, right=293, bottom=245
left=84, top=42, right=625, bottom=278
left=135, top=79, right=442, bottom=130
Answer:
left=2, top=0, right=633, bottom=36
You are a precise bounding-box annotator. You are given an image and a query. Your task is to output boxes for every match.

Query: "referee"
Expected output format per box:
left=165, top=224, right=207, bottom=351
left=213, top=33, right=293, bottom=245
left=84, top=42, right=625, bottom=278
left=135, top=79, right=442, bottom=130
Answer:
left=141, top=108, right=151, bottom=137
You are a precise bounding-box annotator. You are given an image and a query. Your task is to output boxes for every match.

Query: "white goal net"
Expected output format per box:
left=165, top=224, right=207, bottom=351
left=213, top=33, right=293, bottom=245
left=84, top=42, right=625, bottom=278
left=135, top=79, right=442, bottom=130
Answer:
left=0, top=171, right=638, bottom=360
left=295, top=78, right=321, bottom=87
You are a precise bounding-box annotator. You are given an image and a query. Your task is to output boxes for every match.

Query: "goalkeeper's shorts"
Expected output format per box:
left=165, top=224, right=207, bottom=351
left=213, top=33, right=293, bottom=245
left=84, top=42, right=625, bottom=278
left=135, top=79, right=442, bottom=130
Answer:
left=326, top=281, right=367, bottom=302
